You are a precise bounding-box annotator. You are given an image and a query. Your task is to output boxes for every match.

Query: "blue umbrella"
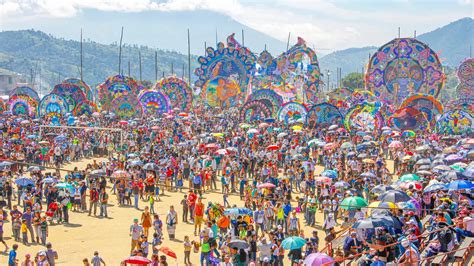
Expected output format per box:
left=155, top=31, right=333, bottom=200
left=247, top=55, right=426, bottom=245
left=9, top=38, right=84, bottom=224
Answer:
left=0, top=161, right=14, bottom=168
left=423, top=183, right=446, bottom=193
left=321, top=170, right=338, bottom=179
left=54, top=135, right=67, bottom=142
left=281, top=236, right=307, bottom=250
left=264, top=118, right=275, bottom=123
left=128, top=160, right=143, bottom=166
left=27, top=134, right=38, bottom=139
left=15, top=177, right=35, bottom=186
left=361, top=172, right=377, bottom=178
left=223, top=208, right=252, bottom=216
left=445, top=180, right=473, bottom=190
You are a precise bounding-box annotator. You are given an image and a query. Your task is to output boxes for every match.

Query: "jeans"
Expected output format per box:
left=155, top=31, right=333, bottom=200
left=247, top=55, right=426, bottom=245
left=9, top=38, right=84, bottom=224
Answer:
left=40, top=229, right=47, bottom=245
left=100, top=203, right=108, bottom=217
left=62, top=206, right=69, bottom=223
left=89, top=201, right=97, bottom=215
left=134, top=194, right=139, bottom=209
left=200, top=251, right=210, bottom=266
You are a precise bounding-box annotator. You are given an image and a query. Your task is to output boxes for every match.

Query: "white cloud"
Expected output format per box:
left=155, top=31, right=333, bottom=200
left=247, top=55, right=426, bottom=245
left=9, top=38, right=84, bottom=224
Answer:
left=0, top=0, right=470, bottom=52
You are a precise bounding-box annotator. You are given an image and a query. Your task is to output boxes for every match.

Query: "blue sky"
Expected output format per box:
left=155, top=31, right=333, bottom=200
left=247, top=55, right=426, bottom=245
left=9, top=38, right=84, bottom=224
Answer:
left=0, top=0, right=472, bottom=52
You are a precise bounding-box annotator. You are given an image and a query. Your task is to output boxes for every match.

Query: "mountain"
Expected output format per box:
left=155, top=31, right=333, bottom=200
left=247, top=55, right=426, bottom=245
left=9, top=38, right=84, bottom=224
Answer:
left=319, top=17, right=473, bottom=87
left=1, top=9, right=285, bottom=56
left=0, top=29, right=199, bottom=93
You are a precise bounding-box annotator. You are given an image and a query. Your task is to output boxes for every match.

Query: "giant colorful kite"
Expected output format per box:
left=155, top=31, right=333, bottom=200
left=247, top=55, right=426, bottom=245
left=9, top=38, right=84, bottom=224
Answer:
left=239, top=100, right=272, bottom=122
left=98, top=75, right=139, bottom=111
left=344, top=102, right=384, bottom=133
left=247, top=89, right=283, bottom=116
left=277, top=101, right=308, bottom=125
left=62, top=78, right=94, bottom=102
left=8, top=86, right=40, bottom=116
left=38, top=94, right=69, bottom=118
left=195, top=34, right=256, bottom=108
left=307, top=103, right=343, bottom=128
left=52, top=82, right=87, bottom=112
left=138, top=90, right=170, bottom=116
left=436, top=109, right=473, bottom=135
left=365, top=38, right=444, bottom=106
left=156, top=77, right=192, bottom=112
left=111, top=95, right=143, bottom=119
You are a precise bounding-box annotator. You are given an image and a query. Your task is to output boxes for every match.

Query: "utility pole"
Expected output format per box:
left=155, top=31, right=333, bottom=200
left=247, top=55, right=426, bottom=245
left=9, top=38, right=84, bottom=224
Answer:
left=187, top=28, right=191, bottom=83
left=128, top=61, right=131, bottom=77
left=286, top=32, right=291, bottom=51
left=241, top=29, right=245, bottom=46
left=155, top=51, right=158, bottom=81
left=80, top=28, right=83, bottom=81
left=139, top=51, right=142, bottom=81
left=171, top=62, right=174, bottom=75
left=204, top=41, right=207, bottom=55
left=398, top=27, right=400, bottom=38
left=118, top=26, right=124, bottom=75
left=414, top=30, right=417, bottom=39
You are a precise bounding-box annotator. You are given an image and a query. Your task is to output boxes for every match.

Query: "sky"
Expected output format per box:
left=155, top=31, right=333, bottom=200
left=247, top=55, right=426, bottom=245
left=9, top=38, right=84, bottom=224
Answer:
left=0, top=0, right=472, bottom=53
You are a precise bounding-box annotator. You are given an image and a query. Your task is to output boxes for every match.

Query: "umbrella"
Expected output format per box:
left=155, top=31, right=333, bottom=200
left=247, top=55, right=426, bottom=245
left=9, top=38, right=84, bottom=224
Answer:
left=26, top=134, right=37, bottom=139
left=340, top=196, right=368, bottom=210
left=54, top=135, right=67, bottom=142
left=229, top=239, right=249, bottom=249
left=39, top=140, right=49, bottom=145
left=399, top=174, right=421, bottom=182
left=423, top=183, right=446, bottom=193
left=389, top=141, right=403, bottom=149
left=445, top=154, right=463, bottom=163
left=90, top=169, right=106, bottom=176
left=400, top=181, right=422, bottom=190
left=433, top=165, right=451, bottom=172
left=27, top=166, right=43, bottom=172
left=334, top=181, right=350, bottom=188
left=415, top=145, right=431, bottom=152
left=0, top=161, right=13, bottom=168
left=463, top=167, right=474, bottom=178
left=119, top=120, right=129, bottom=125
left=450, top=165, right=465, bottom=172
left=353, top=217, right=388, bottom=229
left=362, top=158, right=375, bottom=164
left=402, top=130, right=416, bottom=138
left=378, top=190, right=411, bottom=203
left=415, top=158, right=431, bottom=165
left=128, top=160, right=143, bottom=167
left=321, top=170, right=338, bottom=179
left=418, top=164, right=431, bottom=171
left=277, top=132, right=288, bottom=139
left=266, top=145, right=279, bottom=151
left=112, top=170, right=131, bottom=179
left=416, top=170, right=432, bottom=176
left=315, top=176, right=332, bottom=183
left=55, top=182, right=74, bottom=192
left=223, top=208, right=252, bottom=216
left=370, top=213, right=404, bottom=229
left=258, top=122, right=270, bottom=128
left=15, top=177, right=35, bottom=186
left=143, top=163, right=159, bottom=171
left=445, top=180, right=473, bottom=190
left=159, top=247, right=177, bottom=259
left=239, top=123, right=251, bottom=129
left=127, top=153, right=139, bottom=158
left=211, top=132, right=224, bottom=138
left=41, top=177, right=57, bottom=184
left=257, top=183, right=276, bottom=189
left=361, top=172, right=377, bottom=178
left=123, top=256, right=152, bottom=265
left=367, top=201, right=397, bottom=212
left=205, top=143, right=219, bottom=149
left=323, top=143, right=336, bottom=150
left=308, top=138, right=323, bottom=147
left=281, top=236, right=307, bottom=250
left=247, top=128, right=259, bottom=134
left=371, top=185, right=394, bottom=194
left=357, top=153, right=368, bottom=159
left=340, top=142, right=353, bottom=149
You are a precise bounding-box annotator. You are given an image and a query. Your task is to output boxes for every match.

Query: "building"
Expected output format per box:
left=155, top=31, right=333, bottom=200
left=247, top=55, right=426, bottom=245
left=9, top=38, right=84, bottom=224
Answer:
left=0, top=68, right=29, bottom=96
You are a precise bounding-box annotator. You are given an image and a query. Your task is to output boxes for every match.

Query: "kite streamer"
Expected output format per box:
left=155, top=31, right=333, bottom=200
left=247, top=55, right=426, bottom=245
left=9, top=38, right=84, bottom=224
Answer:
left=366, top=38, right=444, bottom=106
left=436, top=109, right=473, bottom=135
left=239, top=100, right=272, bottom=122
left=138, top=90, right=170, bottom=116
left=307, top=103, right=343, bottom=128
left=195, top=34, right=256, bottom=107
left=111, top=95, right=143, bottom=119
left=344, top=102, right=384, bottom=133
left=38, top=94, right=69, bottom=118
left=248, top=89, right=283, bottom=116
left=156, top=77, right=193, bottom=112
left=277, top=101, right=308, bottom=125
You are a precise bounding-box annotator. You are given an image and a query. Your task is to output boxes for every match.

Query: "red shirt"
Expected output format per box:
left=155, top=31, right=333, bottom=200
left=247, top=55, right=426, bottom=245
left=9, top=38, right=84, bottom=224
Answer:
left=195, top=203, right=204, bottom=217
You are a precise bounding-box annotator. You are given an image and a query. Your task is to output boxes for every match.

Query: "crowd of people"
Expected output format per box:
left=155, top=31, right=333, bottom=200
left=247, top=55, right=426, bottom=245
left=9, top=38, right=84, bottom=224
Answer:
left=0, top=105, right=472, bottom=265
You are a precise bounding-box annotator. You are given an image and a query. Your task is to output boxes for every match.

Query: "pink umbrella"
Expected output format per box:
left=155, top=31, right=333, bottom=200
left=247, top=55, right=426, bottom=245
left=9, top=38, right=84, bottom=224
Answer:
left=323, top=143, right=336, bottom=150
left=151, top=126, right=160, bottom=130
left=112, top=170, right=131, bottom=179
left=205, top=143, right=219, bottom=149
left=303, top=252, right=334, bottom=266
left=119, top=120, right=128, bottom=125
left=388, top=140, right=403, bottom=149
left=257, top=182, right=276, bottom=189
left=215, top=149, right=229, bottom=155
left=315, top=176, right=332, bottom=183
left=123, top=256, right=152, bottom=265
left=258, top=122, right=270, bottom=128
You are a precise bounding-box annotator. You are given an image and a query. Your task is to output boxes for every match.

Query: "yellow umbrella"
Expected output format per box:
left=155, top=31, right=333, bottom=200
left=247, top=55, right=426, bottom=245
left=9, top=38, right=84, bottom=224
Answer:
left=291, top=125, right=303, bottom=131
left=212, top=133, right=224, bottom=138
left=362, top=158, right=375, bottom=164
left=367, top=201, right=397, bottom=215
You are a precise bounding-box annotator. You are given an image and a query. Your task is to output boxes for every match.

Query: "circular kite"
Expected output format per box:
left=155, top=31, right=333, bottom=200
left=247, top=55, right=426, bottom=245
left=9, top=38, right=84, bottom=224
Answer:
left=9, top=86, right=40, bottom=102
left=400, top=93, right=443, bottom=125
left=344, top=102, right=384, bottom=133
left=456, top=83, right=473, bottom=99
left=195, top=36, right=256, bottom=108
left=8, top=95, right=38, bottom=117
left=248, top=89, right=283, bottom=116
left=98, top=75, right=139, bottom=110
left=156, top=77, right=193, bottom=112
left=390, top=106, right=426, bottom=131
left=73, top=100, right=98, bottom=116
left=239, top=100, right=272, bottom=122
left=138, top=90, right=170, bottom=116
left=350, top=89, right=376, bottom=105
left=436, top=109, right=473, bottom=135
left=277, top=101, right=308, bottom=125
left=307, top=103, right=343, bottom=128
left=111, top=95, right=143, bottom=119
left=63, top=78, right=94, bottom=102
left=38, top=94, right=69, bottom=118
left=366, top=38, right=444, bottom=106
left=457, top=58, right=473, bottom=87
left=52, top=82, right=87, bottom=112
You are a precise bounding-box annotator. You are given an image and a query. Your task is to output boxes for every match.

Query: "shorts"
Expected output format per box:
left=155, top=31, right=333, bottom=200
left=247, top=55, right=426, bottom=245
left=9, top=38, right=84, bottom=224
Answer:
left=195, top=216, right=204, bottom=225
left=145, top=185, right=155, bottom=193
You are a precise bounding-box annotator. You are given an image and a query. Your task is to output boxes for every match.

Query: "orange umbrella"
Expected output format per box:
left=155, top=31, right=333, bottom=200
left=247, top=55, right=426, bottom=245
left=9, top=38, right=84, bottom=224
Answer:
left=217, top=216, right=230, bottom=228
left=159, top=247, right=177, bottom=259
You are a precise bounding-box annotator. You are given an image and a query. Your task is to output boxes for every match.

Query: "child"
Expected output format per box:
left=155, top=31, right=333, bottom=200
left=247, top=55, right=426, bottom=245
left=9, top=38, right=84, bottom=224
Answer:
left=152, top=233, right=161, bottom=256
left=223, top=187, right=230, bottom=207
left=40, top=216, right=48, bottom=245
left=12, top=217, right=21, bottom=242
left=140, top=235, right=149, bottom=258
left=21, top=219, right=28, bottom=244
left=149, top=193, right=155, bottom=214
left=153, top=214, right=162, bottom=238
left=183, top=235, right=192, bottom=265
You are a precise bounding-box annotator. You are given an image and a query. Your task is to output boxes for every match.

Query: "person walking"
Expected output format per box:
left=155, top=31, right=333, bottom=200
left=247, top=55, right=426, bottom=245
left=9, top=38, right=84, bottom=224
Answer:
left=141, top=206, right=152, bottom=238
left=166, top=205, right=178, bottom=239
left=89, top=187, right=99, bottom=216
left=91, top=251, right=106, bottom=266
left=99, top=188, right=108, bottom=218
left=129, top=218, right=143, bottom=254
left=21, top=208, right=35, bottom=243
left=45, top=243, right=58, bottom=266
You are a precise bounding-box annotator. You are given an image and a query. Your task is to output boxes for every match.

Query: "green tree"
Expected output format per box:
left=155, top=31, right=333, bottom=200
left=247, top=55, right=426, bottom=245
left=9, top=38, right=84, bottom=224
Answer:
left=342, top=72, right=364, bottom=89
